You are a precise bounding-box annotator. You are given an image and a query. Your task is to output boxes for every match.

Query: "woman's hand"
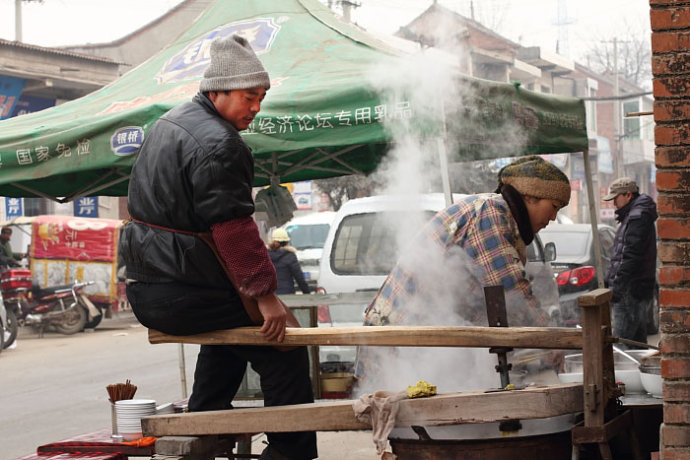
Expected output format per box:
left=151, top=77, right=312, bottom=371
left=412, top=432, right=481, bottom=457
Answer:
left=256, top=293, right=288, bottom=342
left=544, top=349, right=566, bottom=373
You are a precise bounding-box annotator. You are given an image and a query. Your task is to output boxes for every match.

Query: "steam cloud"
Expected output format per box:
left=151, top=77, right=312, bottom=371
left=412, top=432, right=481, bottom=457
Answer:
left=353, top=37, right=533, bottom=396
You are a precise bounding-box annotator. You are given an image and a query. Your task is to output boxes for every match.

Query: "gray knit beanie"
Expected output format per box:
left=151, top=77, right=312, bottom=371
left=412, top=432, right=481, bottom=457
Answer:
left=199, top=34, right=271, bottom=92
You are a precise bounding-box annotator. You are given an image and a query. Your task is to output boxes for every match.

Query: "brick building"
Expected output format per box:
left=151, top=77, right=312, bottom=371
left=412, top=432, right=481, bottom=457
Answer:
left=650, top=0, right=690, bottom=456
left=395, top=2, right=656, bottom=225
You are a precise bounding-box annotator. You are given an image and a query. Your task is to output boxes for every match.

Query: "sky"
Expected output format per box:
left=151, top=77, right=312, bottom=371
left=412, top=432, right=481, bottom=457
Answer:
left=350, top=0, right=652, bottom=63
left=0, top=0, right=652, bottom=64
left=0, top=0, right=184, bottom=45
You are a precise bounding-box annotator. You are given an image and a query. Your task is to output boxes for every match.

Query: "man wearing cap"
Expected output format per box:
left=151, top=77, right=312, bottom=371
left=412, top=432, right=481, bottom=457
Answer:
left=603, top=177, right=657, bottom=348
left=119, top=35, right=317, bottom=459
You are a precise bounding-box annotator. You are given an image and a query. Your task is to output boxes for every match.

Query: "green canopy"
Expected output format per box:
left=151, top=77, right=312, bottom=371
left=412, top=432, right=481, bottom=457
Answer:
left=0, top=0, right=587, bottom=203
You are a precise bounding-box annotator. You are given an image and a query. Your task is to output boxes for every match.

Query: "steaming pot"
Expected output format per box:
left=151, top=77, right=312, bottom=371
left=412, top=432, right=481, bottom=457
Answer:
left=388, top=413, right=577, bottom=459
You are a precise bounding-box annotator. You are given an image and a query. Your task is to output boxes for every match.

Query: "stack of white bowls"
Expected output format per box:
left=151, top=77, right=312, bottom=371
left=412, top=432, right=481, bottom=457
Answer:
left=115, top=399, right=156, bottom=441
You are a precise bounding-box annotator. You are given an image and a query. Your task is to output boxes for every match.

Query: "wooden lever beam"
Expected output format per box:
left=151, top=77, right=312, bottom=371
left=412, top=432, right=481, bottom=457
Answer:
left=149, top=325, right=584, bottom=349
left=143, top=383, right=583, bottom=436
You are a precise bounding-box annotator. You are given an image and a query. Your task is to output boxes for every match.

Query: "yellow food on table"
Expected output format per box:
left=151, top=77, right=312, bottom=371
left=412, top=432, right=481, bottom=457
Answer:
left=406, top=380, right=437, bottom=398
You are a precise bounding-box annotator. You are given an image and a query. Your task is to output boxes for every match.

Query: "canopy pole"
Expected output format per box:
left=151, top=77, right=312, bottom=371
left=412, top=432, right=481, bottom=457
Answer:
left=178, top=343, right=188, bottom=399
left=437, top=138, right=453, bottom=207
left=270, top=152, right=280, bottom=187
left=437, top=96, right=453, bottom=207
left=582, top=149, right=605, bottom=288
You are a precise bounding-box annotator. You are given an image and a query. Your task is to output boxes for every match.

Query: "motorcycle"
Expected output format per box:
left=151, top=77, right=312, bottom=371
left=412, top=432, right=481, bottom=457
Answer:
left=1, top=268, right=100, bottom=339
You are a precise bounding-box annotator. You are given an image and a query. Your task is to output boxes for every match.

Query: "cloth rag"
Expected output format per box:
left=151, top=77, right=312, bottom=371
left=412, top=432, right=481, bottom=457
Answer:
left=121, top=436, right=157, bottom=447
left=353, top=390, right=408, bottom=455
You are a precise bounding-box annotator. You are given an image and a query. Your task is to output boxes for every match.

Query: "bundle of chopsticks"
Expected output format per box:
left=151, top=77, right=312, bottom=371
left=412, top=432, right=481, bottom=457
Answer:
left=106, top=379, right=138, bottom=403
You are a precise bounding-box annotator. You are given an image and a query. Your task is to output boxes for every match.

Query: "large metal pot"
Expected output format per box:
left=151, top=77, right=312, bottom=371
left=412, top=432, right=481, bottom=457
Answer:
left=388, top=413, right=577, bottom=460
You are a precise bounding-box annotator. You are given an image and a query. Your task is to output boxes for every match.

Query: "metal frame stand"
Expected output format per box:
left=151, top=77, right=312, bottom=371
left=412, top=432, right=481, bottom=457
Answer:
left=571, top=290, right=643, bottom=460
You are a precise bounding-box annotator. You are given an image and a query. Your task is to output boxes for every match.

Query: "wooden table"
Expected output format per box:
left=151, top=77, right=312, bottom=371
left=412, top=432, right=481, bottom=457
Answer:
left=35, top=428, right=154, bottom=458
left=17, top=453, right=127, bottom=460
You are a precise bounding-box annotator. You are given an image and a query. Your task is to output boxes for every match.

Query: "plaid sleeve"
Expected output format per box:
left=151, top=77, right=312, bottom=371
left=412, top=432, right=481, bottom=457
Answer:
left=365, top=196, right=547, bottom=328
left=462, top=199, right=541, bottom=317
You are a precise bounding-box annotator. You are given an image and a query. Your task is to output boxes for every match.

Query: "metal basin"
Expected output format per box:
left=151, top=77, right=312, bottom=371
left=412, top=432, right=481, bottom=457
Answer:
left=558, top=349, right=654, bottom=394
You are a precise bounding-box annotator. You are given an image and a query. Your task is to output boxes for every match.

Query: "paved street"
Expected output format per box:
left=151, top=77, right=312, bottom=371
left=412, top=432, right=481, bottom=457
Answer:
left=0, top=311, right=377, bottom=460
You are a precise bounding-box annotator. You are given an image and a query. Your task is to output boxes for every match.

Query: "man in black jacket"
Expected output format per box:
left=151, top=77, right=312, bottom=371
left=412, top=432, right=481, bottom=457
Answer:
left=603, top=177, right=658, bottom=348
left=119, top=35, right=316, bottom=460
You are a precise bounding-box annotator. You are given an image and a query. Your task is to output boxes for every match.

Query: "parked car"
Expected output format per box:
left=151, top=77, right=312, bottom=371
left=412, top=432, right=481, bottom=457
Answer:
left=537, top=223, right=615, bottom=326
left=282, top=211, right=336, bottom=289
left=316, top=193, right=560, bottom=366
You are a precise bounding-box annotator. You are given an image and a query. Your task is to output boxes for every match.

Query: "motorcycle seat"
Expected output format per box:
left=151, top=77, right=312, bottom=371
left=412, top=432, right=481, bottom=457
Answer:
left=32, top=283, right=75, bottom=298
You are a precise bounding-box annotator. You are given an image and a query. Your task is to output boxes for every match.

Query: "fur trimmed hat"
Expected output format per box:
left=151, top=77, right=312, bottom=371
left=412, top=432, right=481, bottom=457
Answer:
left=497, top=155, right=571, bottom=207
left=199, top=34, right=270, bottom=92
left=272, top=228, right=290, bottom=242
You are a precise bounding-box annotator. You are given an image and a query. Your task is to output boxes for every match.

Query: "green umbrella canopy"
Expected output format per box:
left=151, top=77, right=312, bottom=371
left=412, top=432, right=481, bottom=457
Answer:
left=0, top=0, right=587, bottom=203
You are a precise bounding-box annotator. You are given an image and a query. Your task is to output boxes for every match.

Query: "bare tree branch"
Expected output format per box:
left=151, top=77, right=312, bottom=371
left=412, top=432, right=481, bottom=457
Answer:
left=583, top=21, right=651, bottom=88
left=313, top=175, right=377, bottom=211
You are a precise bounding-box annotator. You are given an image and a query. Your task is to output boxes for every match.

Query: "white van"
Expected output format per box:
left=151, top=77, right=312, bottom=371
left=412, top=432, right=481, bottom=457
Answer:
left=282, top=211, right=336, bottom=288
left=317, top=193, right=560, bottom=365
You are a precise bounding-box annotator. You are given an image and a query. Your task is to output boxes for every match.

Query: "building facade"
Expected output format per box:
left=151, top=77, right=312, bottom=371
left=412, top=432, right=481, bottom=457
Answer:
left=394, top=2, right=656, bottom=225
left=0, top=0, right=211, bottom=220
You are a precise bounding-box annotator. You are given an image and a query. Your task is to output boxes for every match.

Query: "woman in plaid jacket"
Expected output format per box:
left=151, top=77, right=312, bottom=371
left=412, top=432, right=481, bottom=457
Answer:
left=356, top=156, right=571, bottom=393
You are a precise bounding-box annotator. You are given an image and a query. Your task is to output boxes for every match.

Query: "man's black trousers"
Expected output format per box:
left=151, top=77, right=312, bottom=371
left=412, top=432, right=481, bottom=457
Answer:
left=127, top=282, right=318, bottom=459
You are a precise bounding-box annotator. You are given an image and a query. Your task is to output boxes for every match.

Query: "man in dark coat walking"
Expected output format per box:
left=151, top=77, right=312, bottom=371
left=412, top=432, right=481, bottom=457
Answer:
left=603, top=177, right=658, bottom=348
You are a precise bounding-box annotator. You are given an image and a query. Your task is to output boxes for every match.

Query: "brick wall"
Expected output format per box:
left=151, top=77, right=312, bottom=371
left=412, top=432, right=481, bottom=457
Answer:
left=651, top=0, right=690, bottom=457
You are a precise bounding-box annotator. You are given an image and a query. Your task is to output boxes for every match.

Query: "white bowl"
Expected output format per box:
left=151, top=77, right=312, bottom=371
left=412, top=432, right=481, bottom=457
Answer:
left=639, top=370, right=662, bottom=398
left=121, top=431, right=143, bottom=441
left=614, top=369, right=644, bottom=393
left=564, top=350, right=653, bottom=374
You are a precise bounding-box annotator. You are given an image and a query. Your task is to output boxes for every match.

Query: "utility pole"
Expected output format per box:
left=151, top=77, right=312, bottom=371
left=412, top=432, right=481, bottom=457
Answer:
left=15, top=0, right=23, bottom=41
left=554, top=0, right=574, bottom=57
left=340, top=0, right=361, bottom=24
left=14, top=0, right=43, bottom=42
left=613, top=37, right=623, bottom=177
